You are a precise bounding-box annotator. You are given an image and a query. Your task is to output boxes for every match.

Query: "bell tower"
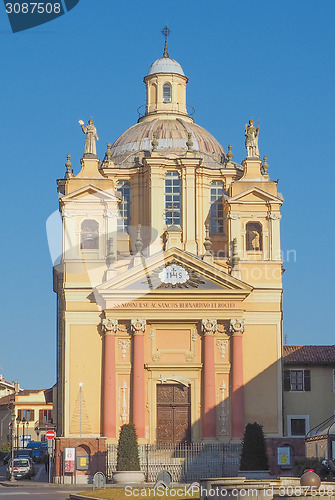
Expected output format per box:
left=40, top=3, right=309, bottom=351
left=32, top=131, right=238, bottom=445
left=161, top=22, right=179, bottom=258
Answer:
left=226, top=123, right=283, bottom=289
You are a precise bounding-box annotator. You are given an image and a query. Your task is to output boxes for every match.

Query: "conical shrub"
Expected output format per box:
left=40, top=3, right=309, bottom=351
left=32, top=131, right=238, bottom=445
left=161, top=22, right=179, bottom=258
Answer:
left=116, top=424, right=141, bottom=471
left=240, top=422, right=269, bottom=470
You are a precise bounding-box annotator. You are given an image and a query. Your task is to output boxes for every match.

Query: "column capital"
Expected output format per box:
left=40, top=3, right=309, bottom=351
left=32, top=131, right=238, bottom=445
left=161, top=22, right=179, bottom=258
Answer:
left=201, top=319, right=217, bottom=335
left=229, top=319, right=245, bottom=335
left=131, top=318, right=146, bottom=334
left=227, top=212, right=241, bottom=220
left=267, top=212, right=281, bottom=220
left=102, top=318, right=118, bottom=334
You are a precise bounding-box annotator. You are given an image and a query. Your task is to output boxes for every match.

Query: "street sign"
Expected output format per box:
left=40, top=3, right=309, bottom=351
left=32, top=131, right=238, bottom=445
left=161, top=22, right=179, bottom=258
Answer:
left=46, top=430, right=56, bottom=440
left=47, top=438, right=54, bottom=455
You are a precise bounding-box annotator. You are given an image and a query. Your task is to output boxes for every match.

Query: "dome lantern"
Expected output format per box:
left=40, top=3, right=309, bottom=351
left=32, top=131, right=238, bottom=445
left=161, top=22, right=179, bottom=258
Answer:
left=143, top=31, right=189, bottom=121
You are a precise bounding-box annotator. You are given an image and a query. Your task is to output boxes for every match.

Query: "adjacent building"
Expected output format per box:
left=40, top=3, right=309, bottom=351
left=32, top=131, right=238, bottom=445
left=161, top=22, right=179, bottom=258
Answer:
left=0, top=388, right=54, bottom=447
left=283, top=345, right=335, bottom=437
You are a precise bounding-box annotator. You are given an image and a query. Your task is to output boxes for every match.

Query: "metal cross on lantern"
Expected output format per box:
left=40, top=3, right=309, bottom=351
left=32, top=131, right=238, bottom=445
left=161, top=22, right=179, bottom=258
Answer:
left=161, top=25, right=171, bottom=58
left=161, top=25, right=171, bottom=41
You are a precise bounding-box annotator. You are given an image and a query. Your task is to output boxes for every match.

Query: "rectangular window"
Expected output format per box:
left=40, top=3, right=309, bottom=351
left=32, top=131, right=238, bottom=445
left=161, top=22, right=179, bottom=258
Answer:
left=283, top=369, right=311, bottom=391
left=165, top=172, right=181, bottom=226
left=287, top=415, right=309, bottom=437
left=291, top=419, right=306, bottom=436
left=18, top=409, right=34, bottom=421
left=39, top=409, right=52, bottom=424
left=116, top=181, right=131, bottom=233
left=209, top=181, right=224, bottom=234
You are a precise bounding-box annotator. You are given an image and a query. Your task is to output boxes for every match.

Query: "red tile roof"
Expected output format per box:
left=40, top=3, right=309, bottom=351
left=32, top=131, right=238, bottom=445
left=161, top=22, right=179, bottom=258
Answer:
left=0, top=394, right=14, bottom=406
left=0, top=389, right=46, bottom=406
left=283, top=345, right=335, bottom=365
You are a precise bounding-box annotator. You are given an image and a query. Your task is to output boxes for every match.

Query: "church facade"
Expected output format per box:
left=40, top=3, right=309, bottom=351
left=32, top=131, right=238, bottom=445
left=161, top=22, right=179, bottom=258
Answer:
left=53, top=42, right=284, bottom=453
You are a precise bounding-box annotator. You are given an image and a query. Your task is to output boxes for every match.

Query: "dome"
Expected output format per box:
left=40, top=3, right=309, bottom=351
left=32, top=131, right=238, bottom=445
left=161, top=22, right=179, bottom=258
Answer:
left=147, top=57, right=185, bottom=76
left=110, top=118, right=226, bottom=166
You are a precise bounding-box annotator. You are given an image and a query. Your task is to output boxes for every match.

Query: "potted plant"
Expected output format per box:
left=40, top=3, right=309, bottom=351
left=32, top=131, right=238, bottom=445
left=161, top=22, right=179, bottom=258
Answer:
left=239, top=422, right=271, bottom=479
left=112, top=424, right=145, bottom=483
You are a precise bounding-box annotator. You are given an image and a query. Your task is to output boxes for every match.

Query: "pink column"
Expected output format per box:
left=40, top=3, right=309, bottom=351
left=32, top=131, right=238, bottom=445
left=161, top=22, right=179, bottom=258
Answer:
left=230, top=319, right=245, bottom=438
left=202, top=320, right=217, bottom=439
left=102, top=319, right=117, bottom=438
left=131, top=320, right=146, bottom=439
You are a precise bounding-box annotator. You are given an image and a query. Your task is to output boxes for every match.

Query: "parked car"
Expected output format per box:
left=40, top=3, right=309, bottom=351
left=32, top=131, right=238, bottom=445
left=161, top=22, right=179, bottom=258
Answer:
left=26, top=441, right=46, bottom=462
left=14, top=448, right=34, bottom=461
left=6, top=458, right=35, bottom=480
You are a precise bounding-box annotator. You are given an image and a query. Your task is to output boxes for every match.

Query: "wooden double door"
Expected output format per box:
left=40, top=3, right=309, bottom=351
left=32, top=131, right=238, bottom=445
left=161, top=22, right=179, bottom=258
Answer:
left=156, top=384, right=191, bottom=444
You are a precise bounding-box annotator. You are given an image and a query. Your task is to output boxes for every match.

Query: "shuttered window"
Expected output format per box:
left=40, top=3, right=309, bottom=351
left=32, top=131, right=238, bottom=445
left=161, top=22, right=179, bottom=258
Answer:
left=39, top=409, right=52, bottom=423
left=17, top=409, right=34, bottom=421
left=283, top=370, right=311, bottom=391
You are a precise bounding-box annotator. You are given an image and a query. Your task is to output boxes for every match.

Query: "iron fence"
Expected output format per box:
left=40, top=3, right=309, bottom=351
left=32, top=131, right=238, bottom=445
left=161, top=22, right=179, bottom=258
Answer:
left=107, top=442, right=241, bottom=482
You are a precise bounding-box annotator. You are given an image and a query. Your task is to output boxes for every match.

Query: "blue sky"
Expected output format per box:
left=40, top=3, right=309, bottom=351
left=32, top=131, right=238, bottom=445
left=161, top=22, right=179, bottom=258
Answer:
left=1, top=0, right=334, bottom=389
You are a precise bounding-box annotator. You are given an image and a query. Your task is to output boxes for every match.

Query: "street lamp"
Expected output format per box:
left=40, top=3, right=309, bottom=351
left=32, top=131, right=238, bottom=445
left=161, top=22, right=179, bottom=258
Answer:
left=9, top=411, right=15, bottom=482
left=22, top=418, right=26, bottom=448
left=35, top=427, right=40, bottom=441
left=16, top=417, right=20, bottom=449
left=20, top=418, right=29, bottom=448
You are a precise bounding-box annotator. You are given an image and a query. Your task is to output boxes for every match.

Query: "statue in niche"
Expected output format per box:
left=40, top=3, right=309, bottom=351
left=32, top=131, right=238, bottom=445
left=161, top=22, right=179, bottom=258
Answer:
left=246, top=223, right=262, bottom=251
left=79, top=119, right=99, bottom=156
left=245, top=119, right=260, bottom=158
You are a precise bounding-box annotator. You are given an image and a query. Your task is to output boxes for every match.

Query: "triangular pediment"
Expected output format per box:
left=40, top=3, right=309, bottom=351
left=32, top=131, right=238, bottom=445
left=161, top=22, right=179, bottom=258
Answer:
left=229, top=186, right=283, bottom=204
left=60, top=184, right=120, bottom=203
left=96, top=247, right=252, bottom=302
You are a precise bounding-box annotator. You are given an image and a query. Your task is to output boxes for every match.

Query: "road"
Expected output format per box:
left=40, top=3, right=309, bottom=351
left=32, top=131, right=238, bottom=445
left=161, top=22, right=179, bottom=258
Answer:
left=0, top=463, right=92, bottom=499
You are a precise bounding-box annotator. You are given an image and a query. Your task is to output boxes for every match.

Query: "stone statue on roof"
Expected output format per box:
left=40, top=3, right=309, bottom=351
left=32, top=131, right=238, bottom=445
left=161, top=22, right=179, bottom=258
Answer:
left=79, top=119, right=99, bottom=157
left=245, top=119, right=260, bottom=158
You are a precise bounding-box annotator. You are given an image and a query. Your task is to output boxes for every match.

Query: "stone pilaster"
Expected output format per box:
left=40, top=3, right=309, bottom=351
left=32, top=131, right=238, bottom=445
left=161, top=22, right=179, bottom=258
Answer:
left=131, top=319, right=146, bottom=439
left=101, top=318, right=118, bottom=438
left=202, top=319, right=217, bottom=439
left=230, top=319, right=245, bottom=438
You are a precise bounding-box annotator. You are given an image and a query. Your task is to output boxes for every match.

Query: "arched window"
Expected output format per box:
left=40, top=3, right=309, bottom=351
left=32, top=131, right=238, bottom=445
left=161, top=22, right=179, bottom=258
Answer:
left=163, top=83, right=172, bottom=103
left=209, top=181, right=224, bottom=234
left=81, top=219, right=99, bottom=249
left=246, top=222, right=263, bottom=251
left=165, top=172, right=181, bottom=226
left=116, top=181, right=131, bottom=233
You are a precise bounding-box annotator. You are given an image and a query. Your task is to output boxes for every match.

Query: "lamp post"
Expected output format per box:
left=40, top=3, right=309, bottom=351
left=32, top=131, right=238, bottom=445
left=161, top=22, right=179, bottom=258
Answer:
left=16, top=417, right=20, bottom=449
left=22, top=418, right=26, bottom=448
left=10, top=410, right=15, bottom=482
left=79, top=382, right=83, bottom=438
left=24, top=420, right=29, bottom=447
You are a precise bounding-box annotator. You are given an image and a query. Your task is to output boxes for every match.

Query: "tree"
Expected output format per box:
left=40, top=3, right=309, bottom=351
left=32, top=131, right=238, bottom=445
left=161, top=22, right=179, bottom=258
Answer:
left=116, top=424, right=141, bottom=471
left=0, top=442, right=11, bottom=453
left=240, top=422, right=269, bottom=470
